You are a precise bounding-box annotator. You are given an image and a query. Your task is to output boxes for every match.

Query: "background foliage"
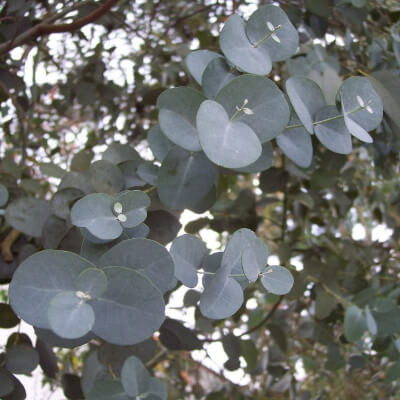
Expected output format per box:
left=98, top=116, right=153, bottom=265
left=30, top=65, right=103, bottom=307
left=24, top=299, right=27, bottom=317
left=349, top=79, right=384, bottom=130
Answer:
left=1, top=0, right=400, bottom=399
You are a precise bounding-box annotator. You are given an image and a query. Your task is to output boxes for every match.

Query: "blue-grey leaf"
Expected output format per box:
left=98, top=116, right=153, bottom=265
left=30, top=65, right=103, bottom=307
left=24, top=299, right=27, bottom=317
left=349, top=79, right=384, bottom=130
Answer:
left=277, top=119, right=313, bottom=168
left=344, top=305, right=367, bottom=342
left=102, top=143, right=140, bottom=165
left=202, top=57, right=238, bottom=99
left=197, top=99, right=262, bottom=168
left=9, top=250, right=95, bottom=329
left=234, top=142, right=273, bottom=173
left=71, top=193, right=122, bottom=241
left=158, top=147, right=218, bottom=210
left=185, top=50, right=222, bottom=85
left=260, top=265, right=294, bottom=295
left=216, top=75, right=290, bottom=142
left=200, top=267, right=244, bottom=319
left=285, top=77, right=326, bottom=133
left=314, top=105, right=352, bottom=154
left=121, top=356, right=150, bottom=397
left=170, top=234, right=208, bottom=288
left=219, top=14, right=272, bottom=75
left=147, top=125, right=175, bottom=162
left=340, top=76, right=383, bottom=142
left=246, top=5, right=299, bottom=62
left=5, top=198, right=51, bottom=237
left=98, top=238, right=174, bottom=294
left=90, top=160, right=124, bottom=194
left=157, top=87, right=205, bottom=151
left=90, top=266, right=165, bottom=345
left=76, top=268, right=108, bottom=298
left=47, top=291, right=95, bottom=339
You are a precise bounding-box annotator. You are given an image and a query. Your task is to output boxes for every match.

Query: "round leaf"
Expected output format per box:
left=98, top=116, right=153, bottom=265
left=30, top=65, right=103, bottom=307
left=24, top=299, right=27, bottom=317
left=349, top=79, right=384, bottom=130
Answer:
left=90, top=266, right=165, bottom=345
left=146, top=378, right=168, bottom=400
left=76, top=268, right=108, bottom=298
left=35, top=327, right=94, bottom=349
left=285, top=77, right=326, bottom=133
left=185, top=50, right=222, bottom=85
left=147, top=125, right=175, bottom=162
left=9, top=250, right=95, bottom=329
left=261, top=265, right=294, bottom=295
left=87, top=378, right=130, bottom=400
left=157, top=87, right=205, bottom=151
left=314, top=105, right=352, bottom=154
left=197, top=99, right=262, bottom=168
left=115, top=190, right=151, bottom=229
left=241, top=237, right=269, bottom=282
left=158, top=147, right=218, bottom=210
left=137, top=162, right=159, bottom=186
left=121, top=356, right=150, bottom=397
left=81, top=351, right=108, bottom=396
left=102, top=143, right=140, bottom=165
left=119, top=160, right=146, bottom=189
left=234, top=142, right=273, bottom=173
left=246, top=5, right=299, bottom=62
left=201, top=57, right=238, bottom=99
left=216, top=74, right=290, bottom=142
left=170, top=234, right=208, bottom=288
left=340, top=76, right=383, bottom=140
left=51, top=188, right=84, bottom=220
left=219, top=14, right=272, bottom=75
left=6, top=343, right=39, bottom=374
left=200, top=268, right=244, bottom=319
left=98, top=238, right=175, bottom=294
left=344, top=305, right=367, bottom=342
left=71, top=193, right=122, bottom=241
left=90, top=160, right=124, bottom=194
left=277, top=119, right=313, bottom=168
left=59, top=171, right=93, bottom=193
left=5, top=198, right=51, bottom=237
left=47, top=291, right=95, bottom=339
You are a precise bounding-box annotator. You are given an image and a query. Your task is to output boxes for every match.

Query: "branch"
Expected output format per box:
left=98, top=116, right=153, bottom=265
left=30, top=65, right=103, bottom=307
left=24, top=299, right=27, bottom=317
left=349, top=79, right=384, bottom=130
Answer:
left=0, top=0, right=119, bottom=56
left=238, top=296, right=283, bottom=337
left=1, top=229, right=20, bottom=262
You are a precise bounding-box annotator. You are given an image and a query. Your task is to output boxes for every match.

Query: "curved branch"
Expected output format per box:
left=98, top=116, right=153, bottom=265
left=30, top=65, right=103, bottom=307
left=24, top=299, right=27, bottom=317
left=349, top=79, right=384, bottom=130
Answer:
left=0, top=0, right=119, bottom=56
left=238, top=296, right=283, bottom=337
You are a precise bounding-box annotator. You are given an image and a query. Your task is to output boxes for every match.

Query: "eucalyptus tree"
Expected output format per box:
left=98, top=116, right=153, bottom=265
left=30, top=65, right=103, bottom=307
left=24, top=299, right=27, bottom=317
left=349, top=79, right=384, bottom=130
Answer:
left=1, top=0, right=400, bottom=399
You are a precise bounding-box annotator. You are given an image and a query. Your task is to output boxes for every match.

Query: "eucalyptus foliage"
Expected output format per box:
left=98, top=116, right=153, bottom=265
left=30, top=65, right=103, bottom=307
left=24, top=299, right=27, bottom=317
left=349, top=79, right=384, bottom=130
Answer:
left=1, top=0, right=400, bottom=399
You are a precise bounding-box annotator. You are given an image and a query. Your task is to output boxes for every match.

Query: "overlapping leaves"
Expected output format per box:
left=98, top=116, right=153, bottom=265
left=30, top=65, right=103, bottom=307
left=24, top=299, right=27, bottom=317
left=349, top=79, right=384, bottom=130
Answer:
left=9, top=239, right=169, bottom=345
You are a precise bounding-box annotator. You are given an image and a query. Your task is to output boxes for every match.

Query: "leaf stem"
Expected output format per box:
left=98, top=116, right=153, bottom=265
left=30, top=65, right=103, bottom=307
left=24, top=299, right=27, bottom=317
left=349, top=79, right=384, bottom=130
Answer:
left=285, top=105, right=366, bottom=130
left=238, top=296, right=283, bottom=337
left=230, top=108, right=242, bottom=122
left=253, top=24, right=282, bottom=48
left=196, top=270, right=246, bottom=278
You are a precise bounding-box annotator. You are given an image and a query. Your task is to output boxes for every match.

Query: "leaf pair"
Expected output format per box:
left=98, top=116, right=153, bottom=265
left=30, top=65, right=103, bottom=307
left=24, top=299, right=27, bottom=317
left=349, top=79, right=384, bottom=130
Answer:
left=199, top=228, right=294, bottom=320
left=71, top=190, right=150, bottom=243
left=220, top=5, right=298, bottom=75
left=279, top=76, right=383, bottom=163
left=9, top=238, right=173, bottom=345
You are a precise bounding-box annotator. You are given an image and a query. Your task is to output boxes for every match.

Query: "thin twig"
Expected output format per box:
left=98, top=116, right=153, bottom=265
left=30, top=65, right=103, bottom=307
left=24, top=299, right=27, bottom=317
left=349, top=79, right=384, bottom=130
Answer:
left=0, top=0, right=120, bottom=55
left=238, top=296, right=283, bottom=337
left=1, top=229, right=20, bottom=262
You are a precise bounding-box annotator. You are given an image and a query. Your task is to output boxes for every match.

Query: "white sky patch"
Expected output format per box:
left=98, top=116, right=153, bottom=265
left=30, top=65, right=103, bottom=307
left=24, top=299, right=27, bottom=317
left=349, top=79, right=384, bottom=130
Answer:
left=352, top=223, right=366, bottom=240
left=290, top=256, right=304, bottom=271
left=372, top=224, right=393, bottom=242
